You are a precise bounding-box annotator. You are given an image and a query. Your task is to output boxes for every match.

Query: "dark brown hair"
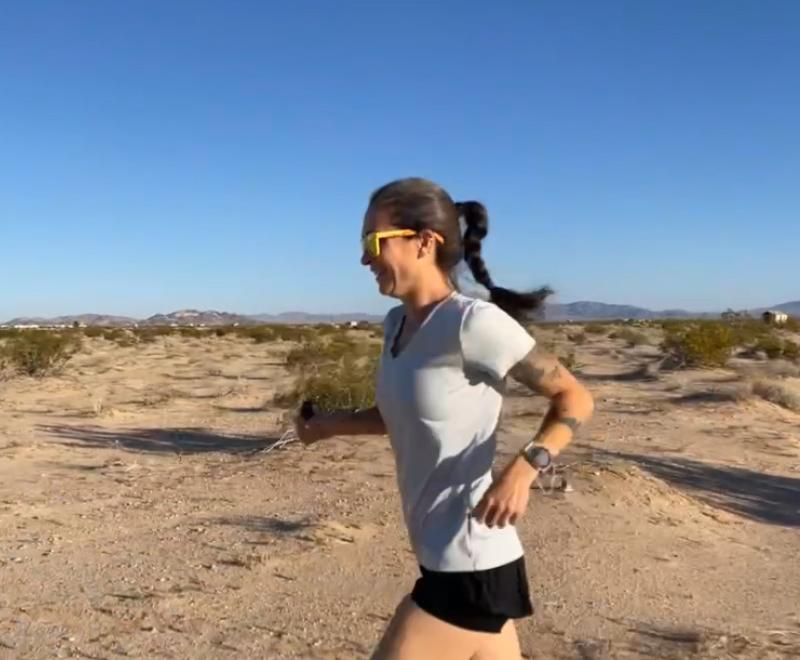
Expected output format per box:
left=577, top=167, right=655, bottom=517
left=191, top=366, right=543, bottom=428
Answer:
left=368, top=177, right=552, bottom=320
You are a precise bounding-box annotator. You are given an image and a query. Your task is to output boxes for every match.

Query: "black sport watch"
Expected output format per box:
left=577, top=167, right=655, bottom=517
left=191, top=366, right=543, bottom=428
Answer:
left=520, top=443, right=552, bottom=470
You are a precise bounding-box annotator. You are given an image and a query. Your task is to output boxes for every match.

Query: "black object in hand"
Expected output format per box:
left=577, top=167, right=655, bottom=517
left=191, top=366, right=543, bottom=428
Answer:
left=300, top=400, right=318, bottom=421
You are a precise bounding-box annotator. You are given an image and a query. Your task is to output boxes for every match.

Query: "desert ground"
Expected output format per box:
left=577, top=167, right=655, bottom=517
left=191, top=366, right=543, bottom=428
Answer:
left=1, top=324, right=799, bottom=659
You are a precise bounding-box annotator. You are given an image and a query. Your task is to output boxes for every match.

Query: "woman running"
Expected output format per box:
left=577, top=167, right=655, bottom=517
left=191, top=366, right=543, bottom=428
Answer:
left=295, top=177, right=594, bottom=659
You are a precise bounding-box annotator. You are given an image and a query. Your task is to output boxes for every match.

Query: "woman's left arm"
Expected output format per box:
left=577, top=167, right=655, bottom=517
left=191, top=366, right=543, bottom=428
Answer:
left=472, top=346, right=594, bottom=528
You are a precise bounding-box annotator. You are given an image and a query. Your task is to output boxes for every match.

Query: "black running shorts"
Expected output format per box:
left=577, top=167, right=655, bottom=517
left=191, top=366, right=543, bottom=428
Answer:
left=409, top=556, right=534, bottom=633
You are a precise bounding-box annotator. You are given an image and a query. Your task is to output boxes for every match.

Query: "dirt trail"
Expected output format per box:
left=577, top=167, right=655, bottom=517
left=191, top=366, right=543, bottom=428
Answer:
left=1, top=331, right=799, bottom=658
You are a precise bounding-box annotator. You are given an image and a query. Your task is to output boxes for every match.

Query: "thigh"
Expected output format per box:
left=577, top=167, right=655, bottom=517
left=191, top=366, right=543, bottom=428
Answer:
left=471, top=620, right=522, bottom=660
left=371, top=595, right=483, bottom=660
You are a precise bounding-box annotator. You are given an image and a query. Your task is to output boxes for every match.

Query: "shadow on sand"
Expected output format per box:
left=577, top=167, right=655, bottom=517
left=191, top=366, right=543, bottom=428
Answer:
left=594, top=449, right=800, bottom=527
left=39, top=424, right=285, bottom=455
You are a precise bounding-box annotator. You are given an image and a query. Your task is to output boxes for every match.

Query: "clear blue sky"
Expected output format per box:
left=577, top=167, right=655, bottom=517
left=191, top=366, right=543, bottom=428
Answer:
left=1, top=1, right=798, bottom=320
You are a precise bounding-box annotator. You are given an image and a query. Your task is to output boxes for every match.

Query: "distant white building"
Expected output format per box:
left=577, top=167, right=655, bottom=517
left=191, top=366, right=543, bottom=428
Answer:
left=763, top=310, right=789, bottom=324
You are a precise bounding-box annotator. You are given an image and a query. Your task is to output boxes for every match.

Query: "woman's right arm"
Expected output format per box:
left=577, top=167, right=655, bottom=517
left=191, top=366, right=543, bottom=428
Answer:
left=294, top=406, right=386, bottom=445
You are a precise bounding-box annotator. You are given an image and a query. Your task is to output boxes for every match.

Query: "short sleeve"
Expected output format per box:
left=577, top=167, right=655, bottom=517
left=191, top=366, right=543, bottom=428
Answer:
left=382, top=305, right=405, bottom=344
left=460, top=300, right=536, bottom=380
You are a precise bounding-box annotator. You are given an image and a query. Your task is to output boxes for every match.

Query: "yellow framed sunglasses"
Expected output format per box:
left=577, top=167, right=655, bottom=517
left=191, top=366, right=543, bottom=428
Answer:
left=362, top=229, right=444, bottom=258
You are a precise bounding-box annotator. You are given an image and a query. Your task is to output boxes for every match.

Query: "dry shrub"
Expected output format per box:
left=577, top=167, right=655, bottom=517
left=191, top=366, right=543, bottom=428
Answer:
left=82, top=326, right=105, bottom=339
left=276, top=356, right=378, bottom=410
left=1, top=330, right=81, bottom=376
left=214, top=326, right=235, bottom=337
left=313, top=324, right=341, bottom=337
left=277, top=337, right=380, bottom=410
left=110, top=331, right=136, bottom=347
left=558, top=350, right=578, bottom=370
left=661, top=322, right=734, bottom=368
left=610, top=327, right=650, bottom=347
left=178, top=327, right=205, bottom=339
left=136, top=389, right=176, bottom=407
left=752, top=380, right=800, bottom=413
left=715, top=382, right=755, bottom=402
left=237, top=326, right=274, bottom=343
left=568, top=331, right=588, bottom=345
left=584, top=324, right=609, bottom=335
left=133, top=326, right=174, bottom=343
left=751, top=335, right=800, bottom=361
left=759, top=360, right=800, bottom=379
left=102, top=328, right=126, bottom=342
left=726, top=319, right=773, bottom=346
left=270, top=325, right=316, bottom=343
left=235, top=325, right=316, bottom=344
left=286, top=338, right=356, bottom=370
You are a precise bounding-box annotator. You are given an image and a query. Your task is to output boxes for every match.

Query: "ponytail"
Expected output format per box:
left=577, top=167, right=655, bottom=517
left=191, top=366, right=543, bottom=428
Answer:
left=457, top=201, right=552, bottom=321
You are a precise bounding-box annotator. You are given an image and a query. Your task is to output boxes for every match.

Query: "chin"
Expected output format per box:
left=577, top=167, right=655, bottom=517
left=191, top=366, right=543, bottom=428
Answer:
left=378, top=279, right=400, bottom=298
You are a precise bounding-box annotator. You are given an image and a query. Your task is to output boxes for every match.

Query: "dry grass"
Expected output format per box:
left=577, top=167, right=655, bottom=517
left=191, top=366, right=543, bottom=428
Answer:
left=751, top=380, right=800, bottom=413
left=736, top=360, right=800, bottom=380
left=689, top=363, right=800, bottom=413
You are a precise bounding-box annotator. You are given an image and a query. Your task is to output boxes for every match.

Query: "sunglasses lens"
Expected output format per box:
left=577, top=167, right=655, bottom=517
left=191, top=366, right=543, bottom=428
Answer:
left=362, top=234, right=379, bottom=257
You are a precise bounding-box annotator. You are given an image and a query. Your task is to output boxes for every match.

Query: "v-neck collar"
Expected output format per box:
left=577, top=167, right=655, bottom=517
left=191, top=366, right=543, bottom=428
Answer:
left=389, top=291, right=456, bottom=359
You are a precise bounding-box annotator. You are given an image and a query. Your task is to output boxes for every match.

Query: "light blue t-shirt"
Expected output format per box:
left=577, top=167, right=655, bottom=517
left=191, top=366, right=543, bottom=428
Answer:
left=376, top=292, right=536, bottom=572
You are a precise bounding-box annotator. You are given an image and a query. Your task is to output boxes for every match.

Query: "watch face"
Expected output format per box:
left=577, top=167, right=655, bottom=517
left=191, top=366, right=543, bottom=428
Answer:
left=530, top=446, right=551, bottom=469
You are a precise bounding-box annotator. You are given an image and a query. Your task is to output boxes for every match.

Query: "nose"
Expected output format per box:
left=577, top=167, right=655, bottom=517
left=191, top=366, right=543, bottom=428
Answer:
left=361, top=250, right=371, bottom=266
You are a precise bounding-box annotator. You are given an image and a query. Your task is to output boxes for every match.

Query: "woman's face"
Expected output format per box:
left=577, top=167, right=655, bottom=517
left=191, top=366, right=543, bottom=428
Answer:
left=361, top=209, right=425, bottom=299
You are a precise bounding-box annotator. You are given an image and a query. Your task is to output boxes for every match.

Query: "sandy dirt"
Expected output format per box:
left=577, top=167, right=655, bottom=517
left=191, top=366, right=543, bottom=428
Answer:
left=1, top=328, right=799, bottom=659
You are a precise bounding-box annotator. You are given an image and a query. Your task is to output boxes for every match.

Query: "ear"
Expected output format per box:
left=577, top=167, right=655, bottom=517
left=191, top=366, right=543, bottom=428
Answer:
left=417, top=230, right=440, bottom=258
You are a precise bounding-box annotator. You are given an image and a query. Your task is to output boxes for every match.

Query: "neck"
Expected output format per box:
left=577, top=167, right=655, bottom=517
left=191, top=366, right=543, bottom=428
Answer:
left=401, top=277, right=455, bottom=324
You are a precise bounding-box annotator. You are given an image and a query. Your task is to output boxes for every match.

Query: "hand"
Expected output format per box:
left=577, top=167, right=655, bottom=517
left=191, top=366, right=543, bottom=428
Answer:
left=472, top=457, right=537, bottom=528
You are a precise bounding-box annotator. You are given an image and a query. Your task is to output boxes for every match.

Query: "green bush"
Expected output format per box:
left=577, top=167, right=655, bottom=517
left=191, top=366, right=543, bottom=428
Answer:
left=662, top=322, right=735, bottom=368
left=1, top=330, right=81, bottom=376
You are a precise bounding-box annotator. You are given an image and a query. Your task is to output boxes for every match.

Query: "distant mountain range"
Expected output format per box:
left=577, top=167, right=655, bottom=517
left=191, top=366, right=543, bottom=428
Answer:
left=3, top=300, right=798, bottom=327
left=1, top=314, right=139, bottom=327
left=2, top=309, right=384, bottom=327
left=249, top=311, right=384, bottom=324
left=544, top=300, right=800, bottom=321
